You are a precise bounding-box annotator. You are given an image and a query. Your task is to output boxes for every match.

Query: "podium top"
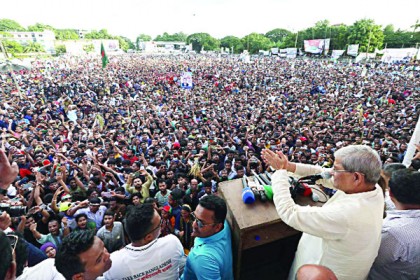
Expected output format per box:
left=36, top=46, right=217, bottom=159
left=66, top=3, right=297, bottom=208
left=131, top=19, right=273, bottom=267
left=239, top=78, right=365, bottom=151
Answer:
left=218, top=177, right=324, bottom=231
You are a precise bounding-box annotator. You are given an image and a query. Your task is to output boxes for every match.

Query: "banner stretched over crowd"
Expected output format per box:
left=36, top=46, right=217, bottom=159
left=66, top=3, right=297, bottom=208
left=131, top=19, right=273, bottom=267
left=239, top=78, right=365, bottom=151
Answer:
left=355, top=52, right=376, bottom=63
left=286, top=48, right=297, bottom=59
left=331, top=50, right=345, bottom=59
left=381, top=48, right=418, bottom=63
left=303, top=39, right=330, bottom=54
left=347, top=44, right=359, bottom=57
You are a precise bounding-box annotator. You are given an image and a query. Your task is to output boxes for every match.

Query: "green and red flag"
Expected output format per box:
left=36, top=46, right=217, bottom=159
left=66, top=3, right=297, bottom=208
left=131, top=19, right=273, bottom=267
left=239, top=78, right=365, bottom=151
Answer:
left=100, top=42, right=108, bottom=69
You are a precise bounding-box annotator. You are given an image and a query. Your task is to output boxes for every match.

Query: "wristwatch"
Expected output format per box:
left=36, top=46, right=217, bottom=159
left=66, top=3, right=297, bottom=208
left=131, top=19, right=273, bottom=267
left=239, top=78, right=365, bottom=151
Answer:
left=0, top=188, right=7, bottom=196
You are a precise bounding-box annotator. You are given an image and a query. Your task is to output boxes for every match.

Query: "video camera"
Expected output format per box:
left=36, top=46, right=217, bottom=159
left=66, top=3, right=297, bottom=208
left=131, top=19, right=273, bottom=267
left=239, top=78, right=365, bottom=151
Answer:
left=0, top=203, right=27, bottom=217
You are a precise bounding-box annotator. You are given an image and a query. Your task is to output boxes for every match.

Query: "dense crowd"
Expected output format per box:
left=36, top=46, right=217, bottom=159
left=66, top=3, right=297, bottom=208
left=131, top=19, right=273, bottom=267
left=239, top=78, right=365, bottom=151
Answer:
left=0, top=53, right=419, bottom=279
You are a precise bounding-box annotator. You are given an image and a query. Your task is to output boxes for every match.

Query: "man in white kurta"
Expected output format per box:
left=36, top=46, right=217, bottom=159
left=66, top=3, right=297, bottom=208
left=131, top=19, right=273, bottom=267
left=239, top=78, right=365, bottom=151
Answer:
left=262, top=145, right=384, bottom=280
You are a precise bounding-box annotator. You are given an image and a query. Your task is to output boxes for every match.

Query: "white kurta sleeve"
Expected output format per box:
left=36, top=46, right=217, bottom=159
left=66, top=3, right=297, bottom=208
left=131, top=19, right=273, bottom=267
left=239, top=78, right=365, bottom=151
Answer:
left=272, top=169, right=349, bottom=240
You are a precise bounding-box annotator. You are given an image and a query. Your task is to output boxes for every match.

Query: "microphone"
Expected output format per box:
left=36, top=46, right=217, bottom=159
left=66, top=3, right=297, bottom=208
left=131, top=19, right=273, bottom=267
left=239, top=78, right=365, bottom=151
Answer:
left=298, top=172, right=332, bottom=183
left=242, top=177, right=255, bottom=204
left=251, top=171, right=268, bottom=202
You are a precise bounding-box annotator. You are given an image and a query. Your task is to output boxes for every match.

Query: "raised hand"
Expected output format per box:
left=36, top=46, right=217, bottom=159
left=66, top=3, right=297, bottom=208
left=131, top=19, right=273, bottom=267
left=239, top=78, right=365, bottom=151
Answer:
left=261, top=149, right=288, bottom=170
left=0, top=150, right=19, bottom=189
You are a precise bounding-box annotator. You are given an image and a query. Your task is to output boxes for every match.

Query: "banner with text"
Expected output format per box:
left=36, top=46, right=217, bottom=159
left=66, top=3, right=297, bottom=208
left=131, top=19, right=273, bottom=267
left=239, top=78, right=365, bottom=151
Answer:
left=347, top=44, right=359, bottom=57
left=331, top=50, right=345, bottom=59
left=304, top=39, right=330, bottom=54
left=286, top=48, right=297, bottom=58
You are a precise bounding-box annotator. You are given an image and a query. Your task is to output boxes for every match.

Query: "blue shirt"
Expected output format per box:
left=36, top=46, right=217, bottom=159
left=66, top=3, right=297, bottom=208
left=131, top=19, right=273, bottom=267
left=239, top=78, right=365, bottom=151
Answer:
left=181, top=221, right=233, bottom=280
left=369, top=209, right=420, bottom=280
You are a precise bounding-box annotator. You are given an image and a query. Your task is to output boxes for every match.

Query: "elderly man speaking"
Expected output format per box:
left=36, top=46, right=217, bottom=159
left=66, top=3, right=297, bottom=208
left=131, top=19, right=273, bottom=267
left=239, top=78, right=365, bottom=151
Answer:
left=262, top=145, right=384, bottom=280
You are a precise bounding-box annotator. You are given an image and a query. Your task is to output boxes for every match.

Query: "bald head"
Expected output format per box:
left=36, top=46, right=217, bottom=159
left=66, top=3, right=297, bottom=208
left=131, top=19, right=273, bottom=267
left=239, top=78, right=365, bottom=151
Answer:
left=297, top=264, right=337, bottom=280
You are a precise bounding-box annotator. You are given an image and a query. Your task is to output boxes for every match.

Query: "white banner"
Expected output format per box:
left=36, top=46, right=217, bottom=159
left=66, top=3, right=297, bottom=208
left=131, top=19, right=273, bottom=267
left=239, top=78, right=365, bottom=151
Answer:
left=286, top=48, right=297, bottom=59
left=324, top=39, right=330, bottom=55
left=381, top=48, right=418, bottom=63
left=331, top=50, right=345, bottom=59
left=347, top=44, right=359, bottom=57
left=355, top=52, right=376, bottom=63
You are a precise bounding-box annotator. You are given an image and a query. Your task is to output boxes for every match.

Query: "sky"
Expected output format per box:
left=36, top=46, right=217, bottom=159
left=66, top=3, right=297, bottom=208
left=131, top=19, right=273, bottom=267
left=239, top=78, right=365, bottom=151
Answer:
left=1, top=0, right=419, bottom=41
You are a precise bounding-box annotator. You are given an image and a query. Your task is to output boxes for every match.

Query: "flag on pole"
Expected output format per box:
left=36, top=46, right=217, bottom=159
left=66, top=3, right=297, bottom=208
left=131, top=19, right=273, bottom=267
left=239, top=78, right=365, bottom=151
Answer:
left=101, top=42, right=108, bottom=69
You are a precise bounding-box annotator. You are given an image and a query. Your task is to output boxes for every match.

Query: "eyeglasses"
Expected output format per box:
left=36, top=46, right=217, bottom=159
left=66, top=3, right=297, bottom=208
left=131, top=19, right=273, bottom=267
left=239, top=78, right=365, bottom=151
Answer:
left=331, top=169, right=352, bottom=174
left=191, top=212, right=217, bottom=229
left=6, top=234, right=18, bottom=254
left=332, top=169, right=365, bottom=176
left=143, top=218, right=162, bottom=238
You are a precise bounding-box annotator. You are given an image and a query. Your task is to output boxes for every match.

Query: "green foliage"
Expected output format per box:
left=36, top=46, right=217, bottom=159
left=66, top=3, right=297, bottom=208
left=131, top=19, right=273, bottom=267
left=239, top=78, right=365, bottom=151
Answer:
left=154, top=32, right=188, bottom=42
left=330, top=24, right=349, bottom=50
left=85, top=29, right=114, bottom=39
left=27, top=23, right=55, bottom=32
left=0, top=31, right=12, bottom=37
left=23, top=42, right=45, bottom=53
left=281, top=33, right=299, bottom=48
left=136, top=34, right=152, bottom=42
left=241, top=33, right=273, bottom=54
left=55, top=29, right=79, bottom=40
left=348, top=19, right=383, bottom=52
left=83, top=44, right=95, bottom=53
left=136, top=34, right=152, bottom=49
left=220, top=36, right=244, bottom=53
left=55, top=45, right=66, bottom=55
left=116, top=36, right=134, bottom=51
left=0, top=19, right=25, bottom=31
left=383, top=23, right=420, bottom=48
left=265, top=28, right=292, bottom=44
left=187, top=33, right=220, bottom=52
left=2, top=40, right=24, bottom=54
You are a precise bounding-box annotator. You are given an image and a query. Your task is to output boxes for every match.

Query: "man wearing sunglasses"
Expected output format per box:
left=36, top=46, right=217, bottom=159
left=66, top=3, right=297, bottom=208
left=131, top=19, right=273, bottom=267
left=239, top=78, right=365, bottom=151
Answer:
left=103, top=203, right=184, bottom=280
left=181, top=195, right=234, bottom=280
left=262, top=145, right=384, bottom=280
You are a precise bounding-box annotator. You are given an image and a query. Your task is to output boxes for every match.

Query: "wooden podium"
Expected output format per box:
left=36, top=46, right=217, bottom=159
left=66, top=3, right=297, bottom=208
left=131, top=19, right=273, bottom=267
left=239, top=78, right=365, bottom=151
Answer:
left=218, top=177, right=325, bottom=280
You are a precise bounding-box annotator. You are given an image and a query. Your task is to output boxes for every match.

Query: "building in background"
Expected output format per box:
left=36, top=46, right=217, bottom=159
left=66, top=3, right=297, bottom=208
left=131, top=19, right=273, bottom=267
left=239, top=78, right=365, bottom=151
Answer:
left=0, top=30, right=56, bottom=54
left=57, top=39, right=120, bottom=55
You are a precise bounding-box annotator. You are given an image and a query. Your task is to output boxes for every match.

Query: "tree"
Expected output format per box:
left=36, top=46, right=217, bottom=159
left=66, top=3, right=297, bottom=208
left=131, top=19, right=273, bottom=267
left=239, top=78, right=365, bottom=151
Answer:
left=116, top=36, right=135, bottom=51
left=55, top=29, right=79, bottom=40
left=383, top=24, right=395, bottom=35
left=186, top=33, right=220, bottom=52
left=85, top=29, right=114, bottom=39
left=27, top=23, right=55, bottom=32
left=265, top=28, right=292, bottom=44
left=154, top=32, right=188, bottom=42
left=348, top=19, right=384, bottom=52
left=23, top=42, right=45, bottom=53
left=0, top=19, right=25, bottom=31
left=220, top=36, right=244, bottom=53
left=330, top=24, right=349, bottom=50
left=2, top=40, right=24, bottom=55
left=136, top=34, right=151, bottom=49
left=241, top=33, right=273, bottom=54
left=55, top=45, right=66, bottom=55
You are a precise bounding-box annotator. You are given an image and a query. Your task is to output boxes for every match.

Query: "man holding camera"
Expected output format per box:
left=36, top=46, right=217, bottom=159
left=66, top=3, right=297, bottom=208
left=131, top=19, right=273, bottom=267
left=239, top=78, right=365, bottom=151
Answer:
left=262, top=145, right=384, bottom=280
